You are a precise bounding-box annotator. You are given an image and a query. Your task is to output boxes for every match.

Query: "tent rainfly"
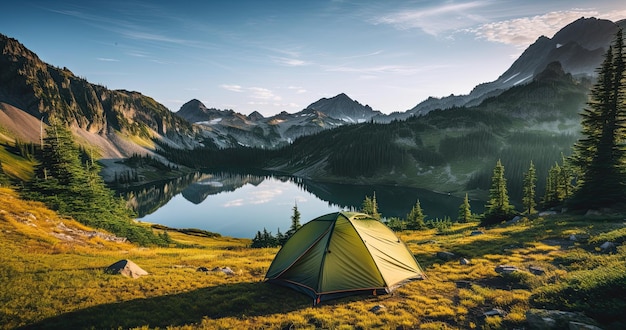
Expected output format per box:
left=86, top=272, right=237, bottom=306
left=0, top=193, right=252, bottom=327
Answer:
left=265, top=212, right=424, bottom=304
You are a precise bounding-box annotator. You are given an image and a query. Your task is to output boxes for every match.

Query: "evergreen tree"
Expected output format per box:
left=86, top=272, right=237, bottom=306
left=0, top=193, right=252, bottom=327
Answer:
left=483, top=159, right=515, bottom=225
left=569, top=29, right=626, bottom=210
left=286, top=203, right=301, bottom=237
left=542, top=163, right=561, bottom=208
left=458, top=193, right=472, bottom=223
left=406, top=199, right=426, bottom=229
left=522, top=161, right=537, bottom=215
left=23, top=120, right=161, bottom=245
left=361, top=192, right=381, bottom=220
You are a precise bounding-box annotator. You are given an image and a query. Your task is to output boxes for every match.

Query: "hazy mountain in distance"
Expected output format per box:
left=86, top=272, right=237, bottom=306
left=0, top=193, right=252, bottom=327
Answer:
left=399, top=17, right=626, bottom=119
left=175, top=94, right=376, bottom=148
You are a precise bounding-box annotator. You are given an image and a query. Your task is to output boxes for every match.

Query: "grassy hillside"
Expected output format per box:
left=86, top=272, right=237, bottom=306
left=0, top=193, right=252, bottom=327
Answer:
left=1, top=186, right=624, bottom=329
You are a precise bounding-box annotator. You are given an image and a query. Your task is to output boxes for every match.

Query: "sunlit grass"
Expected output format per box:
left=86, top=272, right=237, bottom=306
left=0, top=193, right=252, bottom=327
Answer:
left=0, top=144, right=35, bottom=181
left=1, top=186, right=625, bottom=329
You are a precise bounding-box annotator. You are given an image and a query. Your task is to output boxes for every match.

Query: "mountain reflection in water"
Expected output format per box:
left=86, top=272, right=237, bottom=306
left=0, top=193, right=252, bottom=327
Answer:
left=117, top=171, right=484, bottom=238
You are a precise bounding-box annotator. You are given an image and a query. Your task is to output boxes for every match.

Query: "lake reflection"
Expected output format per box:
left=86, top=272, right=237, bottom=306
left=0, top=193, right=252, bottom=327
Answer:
left=120, top=171, right=484, bottom=238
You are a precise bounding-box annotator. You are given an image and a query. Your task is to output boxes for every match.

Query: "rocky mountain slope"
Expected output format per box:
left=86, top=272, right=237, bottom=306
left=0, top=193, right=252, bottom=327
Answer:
left=175, top=93, right=378, bottom=148
left=0, top=16, right=624, bottom=182
left=0, top=33, right=202, bottom=161
left=392, top=17, right=626, bottom=120
left=177, top=17, right=625, bottom=148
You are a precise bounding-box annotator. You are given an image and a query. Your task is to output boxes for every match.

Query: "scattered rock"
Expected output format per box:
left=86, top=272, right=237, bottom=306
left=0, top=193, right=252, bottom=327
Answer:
left=470, top=230, right=484, bottom=236
left=369, top=305, right=387, bottom=314
left=585, top=209, right=601, bottom=216
left=539, top=211, right=558, bottom=216
left=459, top=258, right=471, bottom=265
left=281, top=322, right=295, bottom=330
left=599, top=241, right=615, bottom=252
left=196, top=266, right=209, bottom=272
left=508, top=215, right=523, bottom=224
left=529, top=266, right=546, bottom=275
left=436, top=251, right=456, bottom=261
left=569, top=234, right=577, bottom=241
left=105, top=259, right=148, bottom=279
left=495, top=265, right=519, bottom=274
left=212, top=266, right=236, bottom=276
left=482, top=308, right=506, bottom=318
left=455, top=280, right=472, bottom=288
left=55, top=222, right=127, bottom=243
left=526, top=309, right=601, bottom=330
left=568, top=321, right=603, bottom=330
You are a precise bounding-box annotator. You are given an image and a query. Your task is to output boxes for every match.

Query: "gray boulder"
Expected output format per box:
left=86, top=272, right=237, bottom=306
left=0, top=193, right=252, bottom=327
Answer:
left=526, top=309, right=601, bottom=330
left=495, top=265, right=519, bottom=274
left=436, top=251, right=456, bottom=261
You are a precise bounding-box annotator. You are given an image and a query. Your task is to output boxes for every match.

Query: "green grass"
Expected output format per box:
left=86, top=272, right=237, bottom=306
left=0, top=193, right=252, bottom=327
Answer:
left=0, top=144, right=35, bottom=181
left=1, top=187, right=625, bottom=329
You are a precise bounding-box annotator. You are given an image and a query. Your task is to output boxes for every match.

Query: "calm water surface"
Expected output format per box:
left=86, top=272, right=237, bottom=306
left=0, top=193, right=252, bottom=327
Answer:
left=122, top=171, right=484, bottom=238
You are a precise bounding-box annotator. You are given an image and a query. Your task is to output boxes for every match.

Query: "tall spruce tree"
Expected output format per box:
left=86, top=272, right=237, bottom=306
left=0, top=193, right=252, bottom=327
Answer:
left=483, top=159, right=515, bottom=225
left=361, top=193, right=381, bottom=220
left=458, top=193, right=472, bottom=223
left=522, top=161, right=537, bottom=215
left=286, top=202, right=301, bottom=237
left=407, top=199, right=426, bottom=229
left=570, top=29, right=626, bottom=210
left=24, top=120, right=161, bottom=245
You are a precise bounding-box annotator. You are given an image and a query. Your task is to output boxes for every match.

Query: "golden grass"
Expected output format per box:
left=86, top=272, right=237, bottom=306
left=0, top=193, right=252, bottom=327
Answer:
left=0, top=145, right=35, bottom=181
left=1, top=188, right=624, bottom=329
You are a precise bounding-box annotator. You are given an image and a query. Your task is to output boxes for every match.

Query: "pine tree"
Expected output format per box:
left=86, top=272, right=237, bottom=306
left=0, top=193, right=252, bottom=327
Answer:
left=361, top=192, right=381, bottom=220
left=569, top=29, right=626, bottom=210
left=458, top=193, right=472, bottom=223
left=23, top=120, right=160, bottom=245
left=483, top=159, right=515, bottom=225
left=285, top=203, right=301, bottom=237
left=406, top=199, right=426, bottom=229
left=522, top=161, right=537, bottom=215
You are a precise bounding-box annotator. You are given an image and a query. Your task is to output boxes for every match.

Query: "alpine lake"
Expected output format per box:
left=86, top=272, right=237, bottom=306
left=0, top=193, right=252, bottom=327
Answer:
left=118, top=170, right=485, bottom=239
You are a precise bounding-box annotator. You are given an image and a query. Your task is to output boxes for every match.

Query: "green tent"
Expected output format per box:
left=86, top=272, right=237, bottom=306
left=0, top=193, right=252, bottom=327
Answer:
left=265, top=211, right=424, bottom=304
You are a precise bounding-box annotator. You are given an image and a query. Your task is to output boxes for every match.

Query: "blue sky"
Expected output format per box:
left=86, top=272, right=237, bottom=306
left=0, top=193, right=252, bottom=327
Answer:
left=2, top=1, right=625, bottom=116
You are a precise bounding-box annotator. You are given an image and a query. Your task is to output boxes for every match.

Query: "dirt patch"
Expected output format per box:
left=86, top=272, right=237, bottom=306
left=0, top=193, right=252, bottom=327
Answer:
left=0, top=102, right=42, bottom=142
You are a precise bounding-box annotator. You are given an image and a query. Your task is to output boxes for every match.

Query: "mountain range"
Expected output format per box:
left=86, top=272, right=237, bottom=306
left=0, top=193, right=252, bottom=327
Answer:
left=0, top=16, right=625, bottom=185
left=173, top=17, right=625, bottom=148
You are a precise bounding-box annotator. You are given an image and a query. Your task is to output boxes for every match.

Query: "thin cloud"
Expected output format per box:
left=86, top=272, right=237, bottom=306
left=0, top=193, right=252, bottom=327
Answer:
left=220, top=84, right=244, bottom=92
left=372, top=1, right=490, bottom=35
left=96, top=57, right=119, bottom=62
left=273, top=57, right=311, bottom=67
left=325, top=64, right=448, bottom=75
left=469, top=10, right=603, bottom=48
left=250, top=87, right=281, bottom=101
left=288, top=86, right=307, bottom=94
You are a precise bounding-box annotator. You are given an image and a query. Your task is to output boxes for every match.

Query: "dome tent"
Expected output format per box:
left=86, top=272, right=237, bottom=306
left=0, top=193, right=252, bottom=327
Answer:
left=265, top=212, right=424, bottom=304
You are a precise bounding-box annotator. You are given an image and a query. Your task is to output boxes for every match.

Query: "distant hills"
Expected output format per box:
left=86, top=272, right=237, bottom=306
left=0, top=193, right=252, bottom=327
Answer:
left=0, top=16, right=625, bottom=192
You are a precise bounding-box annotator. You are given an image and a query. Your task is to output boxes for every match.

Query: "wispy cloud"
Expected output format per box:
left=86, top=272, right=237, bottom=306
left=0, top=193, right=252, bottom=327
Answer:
left=223, top=188, right=283, bottom=207
left=288, top=86, right=307, bottom=94
left=371, top=1, right=490, bottom=36
left=469, top=9, right=605, bottom=48
left=325, top=64, right=448, bottom=75
left=273, top=57, right=311, bottom=67
left=221, top=85, right=284, bottom=102
left=220, top=84, right=244, bottom=93
left=96, top=57, right=119, bottom=62
left=249, top=87, right=282, bottom=101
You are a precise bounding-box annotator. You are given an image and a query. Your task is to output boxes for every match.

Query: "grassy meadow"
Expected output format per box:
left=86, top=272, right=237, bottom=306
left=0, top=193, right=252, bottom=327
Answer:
left=1, top=186, right=625, bottom=329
